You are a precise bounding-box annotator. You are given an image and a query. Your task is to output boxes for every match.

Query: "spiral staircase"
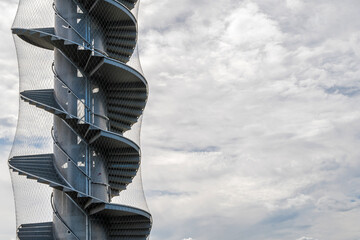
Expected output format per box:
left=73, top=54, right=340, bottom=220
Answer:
left=9, top=0, right=151, bottom=239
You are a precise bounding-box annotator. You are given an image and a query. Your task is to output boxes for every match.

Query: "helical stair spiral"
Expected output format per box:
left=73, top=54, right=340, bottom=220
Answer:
left=9, top=0, right=152, bottom=239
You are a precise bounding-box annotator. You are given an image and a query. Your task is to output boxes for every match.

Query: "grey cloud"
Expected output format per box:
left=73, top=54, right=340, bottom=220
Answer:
left=139, top=0, right=360, bottom=239
left=0, top=116, right=17, bottom=128
left=316, top=196, right=360, bottom=212
left=1, top=0, right=360, bottom=240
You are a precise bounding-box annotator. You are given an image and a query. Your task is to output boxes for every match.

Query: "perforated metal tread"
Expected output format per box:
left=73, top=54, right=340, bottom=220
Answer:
left=91, top=206, right=152, bottom=239
left=9, top=154, right=69, bottom=188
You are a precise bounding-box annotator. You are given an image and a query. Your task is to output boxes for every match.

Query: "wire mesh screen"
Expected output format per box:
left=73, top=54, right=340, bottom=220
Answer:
left=9, top=0, right=152, bottom=239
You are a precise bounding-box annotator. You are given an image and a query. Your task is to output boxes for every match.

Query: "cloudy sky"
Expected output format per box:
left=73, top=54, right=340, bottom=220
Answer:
left=1, top=0, right=360, bottom=239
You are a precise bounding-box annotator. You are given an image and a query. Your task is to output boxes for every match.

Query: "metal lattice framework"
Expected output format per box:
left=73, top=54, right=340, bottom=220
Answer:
left=9, top=0, right=151, bottom=239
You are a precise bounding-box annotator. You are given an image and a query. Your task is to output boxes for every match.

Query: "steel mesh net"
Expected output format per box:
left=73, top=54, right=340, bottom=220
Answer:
left=9, top=0, right=151, bottom=239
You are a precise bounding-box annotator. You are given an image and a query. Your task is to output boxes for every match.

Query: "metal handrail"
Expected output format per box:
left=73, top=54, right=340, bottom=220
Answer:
left=51, top=193, right=81, bottom=240
left=52, top=2, right=109, bottom=58
left=51, top=127, right=91, bottom=179
left=52, top=62, right=85, bottom=107
left=53, top=3, right=90, bottom=47
left=51, top=127, right=110, bottom=188
left=52, top=62, right=110, bottom=124
left=56, top=50, right=111, bottom=129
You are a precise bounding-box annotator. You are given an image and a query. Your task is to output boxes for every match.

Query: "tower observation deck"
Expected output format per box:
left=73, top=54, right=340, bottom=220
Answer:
left=9, top=0, right=152, bottom=239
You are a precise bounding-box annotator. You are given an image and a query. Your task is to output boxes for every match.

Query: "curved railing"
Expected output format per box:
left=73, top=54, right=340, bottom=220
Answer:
left=51, top=193, right=81, bottom=240
left=9, top=0, right=151, bottom=239
left=51, top=62, right=111, bottom=127
left=51, top=126, right=91, bottom=180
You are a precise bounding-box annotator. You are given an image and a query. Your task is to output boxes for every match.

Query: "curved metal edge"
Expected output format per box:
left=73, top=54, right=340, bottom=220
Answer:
left=103, top=57, right=148, bottom=86
left=11, top=28, right=148, bottom=87
left=103, top=0, right=138, bottom=24
left=100, top=203, right=152, bottom=219
left=90, top=130, right=141, bottom=153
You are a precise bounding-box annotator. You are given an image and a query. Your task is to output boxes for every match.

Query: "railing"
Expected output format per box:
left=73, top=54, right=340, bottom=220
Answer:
left=51, top=192, right=81, bottom=240
left=52, top=2, right=109, bottom=58
left=51, top=126, right=110, bottom=188
left=53, top=3, right=90, bottom=46
left=63, top=192, right=93, bottom=240
left=51, top=62, right=110, bottom=128
left=51, top=126, right=91, bottom=179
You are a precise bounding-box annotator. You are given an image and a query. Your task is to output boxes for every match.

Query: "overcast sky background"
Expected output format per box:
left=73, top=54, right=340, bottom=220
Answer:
left=1, top=0, right=360, bottom=239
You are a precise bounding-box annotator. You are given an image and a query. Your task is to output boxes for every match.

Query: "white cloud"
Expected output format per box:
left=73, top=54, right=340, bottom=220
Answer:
left=316, top=195, right=360, bottom=212
left=139, top=0, right=360, bottom=239
left=286, top=0, right=304, bottom=11
left=0, top=1, right=19, bottom=240
left=297, top=237, right=318, bottom=240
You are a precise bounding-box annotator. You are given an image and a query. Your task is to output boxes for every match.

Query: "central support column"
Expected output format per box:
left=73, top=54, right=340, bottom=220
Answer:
left=52, top=0, right=109, bottom=239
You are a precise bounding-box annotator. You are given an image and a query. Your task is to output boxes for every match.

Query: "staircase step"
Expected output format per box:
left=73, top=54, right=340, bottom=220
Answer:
left=17, top=222, right=53, bottom=240
left=107, top=91, right=147, bottom=101
left=37, top=179, right=50, bottom=184
left=108, top=98, right=146, bottom=109
left=11, top=156, right=53, bottom=161
left=106, top=31, right=136, bottom=39
left=20, top=222, right=52, bottom=228
left=11, top=154, right=53, bottom=159
left=110, top=222, right=151, bottom=230
left=108, top=106, right=143, bottom=117
left=108, top=155, right=140, bottom=163
left=19, top=168, right=58, bottom=177
left=106, top=38, right=137, bottom=48
left=108, top=112, right=138, bottom=125
left=110, top=121, right=132, bottom=132
left=109, top=229, right=150, bottom=236
left=107, top=45, right=134, bottom=56
left=110, top=183, right=127, bottom=191
left=111, top=189, right=120, bottom=197
left=9, top=154, right=68, bottom=188
left=108, top=170, right=136, bottom=177
left=20, top=90, right=62, bottom=114
left=109, top=176, right=133, bottom=184
left=10, top=160, right=52, bottom=166
left=16, top=170, right=59, bottom=182
left=108, top=163, right=139, bottom=170
left=107, top=84, right=146, bottom=92
left=107, top=51, right=131, bottom=63
left=106, top=25, right=136, bottom=31
left=110, top=216, right=149, bottom=224
left=107, top=149, right=139, bottom=156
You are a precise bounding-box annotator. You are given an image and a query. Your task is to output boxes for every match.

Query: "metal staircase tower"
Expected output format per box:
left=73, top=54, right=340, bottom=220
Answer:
left=9, top=0, right=151, bottom=239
